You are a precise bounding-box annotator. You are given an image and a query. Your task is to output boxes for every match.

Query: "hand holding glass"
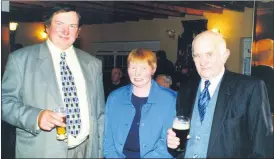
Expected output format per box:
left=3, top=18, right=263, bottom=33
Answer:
left=54, top=107, right=67, bottom=141
left=172, top=116, right=190, bottom=152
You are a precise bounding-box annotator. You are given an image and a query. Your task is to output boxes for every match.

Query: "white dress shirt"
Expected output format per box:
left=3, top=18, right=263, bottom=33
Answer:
left=200, top=69, right=225, bottom=98
left=47, top=39, right=90, bottom=148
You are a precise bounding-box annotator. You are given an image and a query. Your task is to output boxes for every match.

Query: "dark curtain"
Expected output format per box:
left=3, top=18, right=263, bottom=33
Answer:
left=172, top=20, right=207, bottom=91
left=176, top=20, right=208, bottom=71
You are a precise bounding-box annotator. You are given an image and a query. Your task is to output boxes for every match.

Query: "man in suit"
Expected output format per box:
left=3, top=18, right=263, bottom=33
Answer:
left=1, top=5, right=105, bottom=158
left=104, top=67, right=126, bottom=99
left=167, top=30, right=273, bottom=158
left=154, top=50, right=175, bottom=79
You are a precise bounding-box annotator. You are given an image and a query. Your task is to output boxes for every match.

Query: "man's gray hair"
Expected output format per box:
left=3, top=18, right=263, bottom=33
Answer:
left=191, top=30, right=227, bottom=56
left=157, top=74, right=172, bottom=86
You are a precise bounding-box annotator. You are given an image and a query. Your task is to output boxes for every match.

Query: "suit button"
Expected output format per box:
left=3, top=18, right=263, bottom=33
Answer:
left=196, top=136, right=200, bottom=140
left=193, top=154, right=198, bottom=158
left=143, top=144, right=146, bottom=148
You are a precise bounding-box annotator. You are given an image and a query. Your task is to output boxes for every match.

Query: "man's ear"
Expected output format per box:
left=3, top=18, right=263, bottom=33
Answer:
left=45, top=26, right=49, bottom=34
left=77, top=28, right=81, bottom=37
left=223, top=49, right=230, bottom=63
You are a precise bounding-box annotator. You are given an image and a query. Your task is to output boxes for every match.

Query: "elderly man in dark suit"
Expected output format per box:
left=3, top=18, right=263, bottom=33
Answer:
left=2, top=5, right=104, bottom=158
left=167, top=30, right=273, bottom=158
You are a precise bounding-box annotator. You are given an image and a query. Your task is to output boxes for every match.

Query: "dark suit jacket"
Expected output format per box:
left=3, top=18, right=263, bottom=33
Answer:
left=175, top=70, right=273, bottom=158
left=251, top=65, right=274, bottom=113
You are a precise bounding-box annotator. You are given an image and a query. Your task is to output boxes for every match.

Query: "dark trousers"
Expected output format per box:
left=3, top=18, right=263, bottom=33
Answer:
left=1, top=121, right=16, bottom=158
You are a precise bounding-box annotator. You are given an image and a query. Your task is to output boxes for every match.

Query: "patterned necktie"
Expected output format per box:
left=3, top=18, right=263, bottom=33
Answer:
left=198, top=80, right=211, bottom=122
left=60, top=52, right=81, bottom=137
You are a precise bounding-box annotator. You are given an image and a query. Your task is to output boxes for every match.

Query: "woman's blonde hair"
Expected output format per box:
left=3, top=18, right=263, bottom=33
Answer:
left=127, top=48, right=157, bottom=70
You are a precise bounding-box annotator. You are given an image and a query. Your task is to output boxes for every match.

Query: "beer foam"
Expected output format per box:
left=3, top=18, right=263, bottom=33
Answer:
left=173, top=120, right=190, bottom=130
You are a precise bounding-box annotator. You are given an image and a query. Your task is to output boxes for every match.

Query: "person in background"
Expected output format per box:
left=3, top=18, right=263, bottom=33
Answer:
left=103, top=48, right=176, bottom=158
left=156, top=74, right=173, bottom=89
left=104, top=67, right=126, bottom=99
left=251, top=65, right=274, bottom=113
left=154, top=50, right=175, bottom=79
left=1, top=5, right=105, bottom=158
left=167, top=30, right=273, bottom=158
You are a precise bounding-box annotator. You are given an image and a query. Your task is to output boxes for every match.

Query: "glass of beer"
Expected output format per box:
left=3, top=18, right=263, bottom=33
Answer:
left=54, top=107, right=67, bottom=141
left=172, top=116, right=190, bottom=152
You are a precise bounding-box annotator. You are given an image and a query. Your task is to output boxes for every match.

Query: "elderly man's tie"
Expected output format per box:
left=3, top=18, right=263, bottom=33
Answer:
left=198, top=80, right=211, bottom=122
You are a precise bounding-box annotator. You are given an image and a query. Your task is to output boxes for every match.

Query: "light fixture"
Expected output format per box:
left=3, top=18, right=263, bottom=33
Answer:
left=41, top=31, right=48, bottom=39
left=10, top=22, right=18, bottom=46
left=9, top=22, right=18, bottom=31
left=166, top=29, right=176, bottom=39
left=211, top=28, right=220, bottom=33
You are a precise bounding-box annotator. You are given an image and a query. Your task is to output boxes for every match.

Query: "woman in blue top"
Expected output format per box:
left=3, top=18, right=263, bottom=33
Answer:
left=103, top=48, right=177, bottom=158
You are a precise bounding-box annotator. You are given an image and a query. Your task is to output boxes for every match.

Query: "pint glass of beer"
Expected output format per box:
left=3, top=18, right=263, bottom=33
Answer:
left=172, top=116, right=190, bottom=152
left=54, top=107, right=67, bottom=141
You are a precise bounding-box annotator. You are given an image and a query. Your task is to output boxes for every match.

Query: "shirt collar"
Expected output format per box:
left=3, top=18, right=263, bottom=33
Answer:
left=46, top=39, right=74, bottom=55
left=124, top=80, right=159, bottom=104
left=200, top=68, right=225, bottom=97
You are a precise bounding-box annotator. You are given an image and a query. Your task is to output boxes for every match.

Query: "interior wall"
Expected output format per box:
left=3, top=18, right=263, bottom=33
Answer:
left=204, top=8, right=254, bottom=73
left=15, top=8, right=253, bottom=73
left=80, top=14, right=204, bottom=62
left=15, top=22, right=46, bottom=46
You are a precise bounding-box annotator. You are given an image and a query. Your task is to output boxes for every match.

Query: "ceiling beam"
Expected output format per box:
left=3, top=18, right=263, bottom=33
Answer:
left=10, top=1, right=165, bottom=23
left=58, top=1, right=169, bottom=20
left=9, top=11, right=44, bottom=22
left=205, top=1, right=245, bottom=12
left=148, top=1, right=206, bottom=16
left=88, top=1, right=185, bottom=17
left=10, top=9, right=141, bottom=24
left=80, top=11, right=141, bottom=24
left=159, top=1, right=223, bottom=14
left=9, top=1, right=254, bottom=25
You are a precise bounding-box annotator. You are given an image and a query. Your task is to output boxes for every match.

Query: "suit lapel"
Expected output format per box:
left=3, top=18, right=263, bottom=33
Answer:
left=207, top=71, right=234, bottom=156
left=74, top=48, right=95, bottom=117
left=74, top=48, right=94, bottom=89
left=37, top=42, right=63, bottom=106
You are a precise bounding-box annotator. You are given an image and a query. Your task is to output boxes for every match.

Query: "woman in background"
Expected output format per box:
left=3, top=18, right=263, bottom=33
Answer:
left=103, top=48, right=177, bottom=158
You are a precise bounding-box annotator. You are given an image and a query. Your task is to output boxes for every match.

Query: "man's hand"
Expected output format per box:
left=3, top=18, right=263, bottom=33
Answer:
left=38, top=110, right=66, bottom=131
left=167, top=128, right=180, bottom=149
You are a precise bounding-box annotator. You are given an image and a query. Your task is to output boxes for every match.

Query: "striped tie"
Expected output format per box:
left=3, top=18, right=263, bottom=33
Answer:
left=198, top=80, right=211, bottom=122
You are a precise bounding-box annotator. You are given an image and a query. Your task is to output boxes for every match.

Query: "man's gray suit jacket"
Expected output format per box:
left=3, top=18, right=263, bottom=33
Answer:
left=1, top=42, right=105, bottom=158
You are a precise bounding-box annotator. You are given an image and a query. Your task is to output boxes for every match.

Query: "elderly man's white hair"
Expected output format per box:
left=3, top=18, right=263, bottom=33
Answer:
left=192, top=30, right=227, bottom=55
